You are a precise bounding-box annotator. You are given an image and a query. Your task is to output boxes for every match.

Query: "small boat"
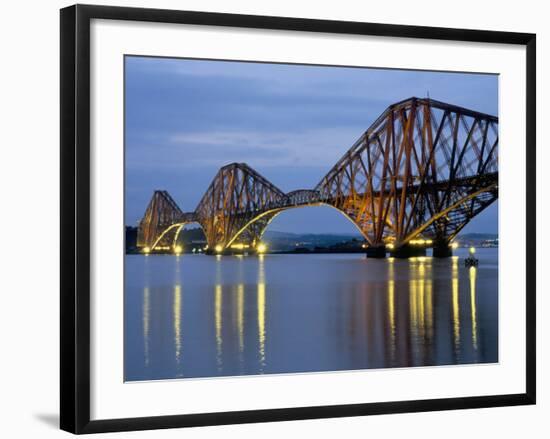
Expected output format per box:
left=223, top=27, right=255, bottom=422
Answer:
left=464, top=246, right=478, bottom=267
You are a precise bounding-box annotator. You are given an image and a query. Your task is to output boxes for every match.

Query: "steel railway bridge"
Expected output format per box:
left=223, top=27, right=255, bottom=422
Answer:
left=136, top=97, right=498, bottom=258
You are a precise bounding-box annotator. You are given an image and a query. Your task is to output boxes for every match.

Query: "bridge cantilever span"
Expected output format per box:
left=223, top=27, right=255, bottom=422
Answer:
left=137, top=97, right=498, bottom=256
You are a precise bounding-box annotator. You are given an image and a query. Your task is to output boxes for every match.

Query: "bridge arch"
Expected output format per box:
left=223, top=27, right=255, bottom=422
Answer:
left=401, top=183, right=498, bottom=245
left=148, top=221, right=207, bottom=252
left=224, top=202, right=372, bottom=250
left=148, top=184, right=497, bottom=253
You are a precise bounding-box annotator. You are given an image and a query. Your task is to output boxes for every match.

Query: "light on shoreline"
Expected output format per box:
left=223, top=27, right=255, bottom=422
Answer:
left=215, top=245, right=223, bottom=253
left=257, top=243, right=267, bottom=253
left=230, top=243, right=249, bottom=250
left=409, top=239, right=432, bottom=245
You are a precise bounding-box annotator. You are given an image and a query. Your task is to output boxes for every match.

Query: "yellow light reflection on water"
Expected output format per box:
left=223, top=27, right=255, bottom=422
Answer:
left=409, top=262, right=418, bottom=339
left=469, top=266, right=478, bottom=350
left=452, top=258, right=460, bottom=353
left=173, top=257, right=182, bottom=365
left=214, top=257, right=223, bottom=370
left=257, top=256, right=266, bottom=369
left=387, top=260, right=396, bottom=361
left=408, top=257, right=432, bottom=355
left=173, top=284, right=182, bottom=364
left=237, top=284, right=244, bottom=354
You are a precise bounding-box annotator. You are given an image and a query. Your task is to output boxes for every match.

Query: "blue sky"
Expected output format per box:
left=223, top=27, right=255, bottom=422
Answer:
left=125, top=56, right=498, bottom=235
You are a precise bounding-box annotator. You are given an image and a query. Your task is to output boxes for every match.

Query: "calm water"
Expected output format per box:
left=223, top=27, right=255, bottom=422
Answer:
left=124, top=249, right=498, bottom=381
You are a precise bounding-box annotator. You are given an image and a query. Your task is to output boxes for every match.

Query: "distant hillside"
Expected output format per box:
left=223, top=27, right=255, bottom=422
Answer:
left=263, top=230, right=362, bottom=239
left=262, top=230, right=497, bottom=251
left=265, top=230, right=497, bottom=240
left=262, top=230, right=363, bottom=252
left=177, top=227, right=207, bottom=243
left=174, top=229, right=497, bottom=248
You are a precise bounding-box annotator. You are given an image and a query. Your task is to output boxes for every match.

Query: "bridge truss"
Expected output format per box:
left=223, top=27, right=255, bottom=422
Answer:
left=136, top=97, right=498, bottom=254
left=315, top=97, right=498, bottom=248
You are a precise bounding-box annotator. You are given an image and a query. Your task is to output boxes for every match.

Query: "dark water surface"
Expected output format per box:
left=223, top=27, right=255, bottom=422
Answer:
left=124, top=249, right=498, bottom=381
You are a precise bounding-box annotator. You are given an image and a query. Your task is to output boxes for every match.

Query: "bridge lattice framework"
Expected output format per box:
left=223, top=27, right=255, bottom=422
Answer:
left=137, top=97, right=498, bottom=254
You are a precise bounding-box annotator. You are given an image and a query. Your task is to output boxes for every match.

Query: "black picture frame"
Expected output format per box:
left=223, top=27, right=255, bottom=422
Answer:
left=60, top=4, right=536, bottom=434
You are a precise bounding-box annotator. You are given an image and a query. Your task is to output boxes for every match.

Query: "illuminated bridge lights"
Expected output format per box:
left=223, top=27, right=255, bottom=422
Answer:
left=408, top=239, right=433, bottom=246
left=230, top=243, right=250, bottom=250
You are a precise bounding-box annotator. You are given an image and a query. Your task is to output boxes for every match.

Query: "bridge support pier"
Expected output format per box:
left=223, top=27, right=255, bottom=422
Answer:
left=432, top=242, right=453, bottom=258
left=390, top=244, right=426, bottom=259
left=365, top=246, right=386, bottom=258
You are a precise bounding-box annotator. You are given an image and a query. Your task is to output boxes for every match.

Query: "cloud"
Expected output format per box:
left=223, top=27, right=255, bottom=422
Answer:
left=126, top=127, right=363, bottom=170
left=126, top=56, right=497, bottom=114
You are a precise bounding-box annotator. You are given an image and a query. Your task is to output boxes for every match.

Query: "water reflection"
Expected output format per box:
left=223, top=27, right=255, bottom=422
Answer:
left=387, top=259, right=396, bottom=363
left=142, top=257, right=150, bottom=368
left=409, top=260, right=419, bottom=364
left=470, top=266, right=478, bottom=351
left=452, top=256, right=461, bottom=356
left=142, top=286, right=150, bottom=368
left=425, top=269, right=433, bottom=343
left=215, top=259, right=223, bottom=371
left=237, top=283, right=245, bottom=355
left=173, top=256, right=182, bottom=366
left=125, top=250, right=498, bottom=381
left=257, top=255, right=266, bottom=370
left=408, top=257, right=434, bottom=366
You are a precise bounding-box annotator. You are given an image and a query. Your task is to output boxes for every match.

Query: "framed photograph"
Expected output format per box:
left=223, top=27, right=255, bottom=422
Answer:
left=60, top=4, right=536, bottom=434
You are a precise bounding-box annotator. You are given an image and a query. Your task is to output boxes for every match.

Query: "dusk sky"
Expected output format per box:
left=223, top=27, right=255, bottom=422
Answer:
left=125, top=56, right=498, bottom=235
